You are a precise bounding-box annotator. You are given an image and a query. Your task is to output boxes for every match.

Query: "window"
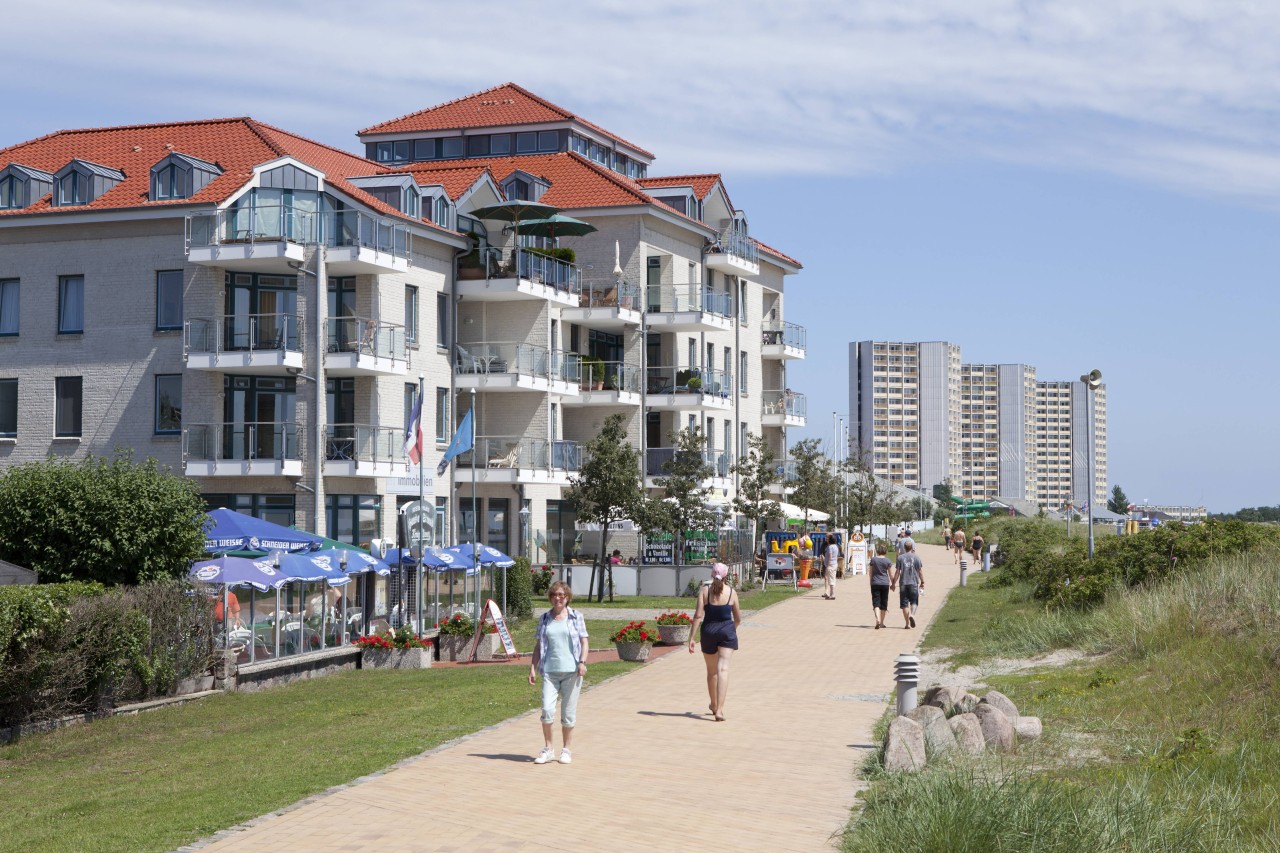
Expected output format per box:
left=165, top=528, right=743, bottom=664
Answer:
left=490, top=134, right=511, bottom=155
left=441, top=137, right=463, bottom=159
left=436, top=292, right=448, bottom=347
left=487, top=497, right=509, bottom=555
left=414, top=139, right=437, bottom=160
left=55, top=376, right=82, bottom=437
left=0, top=279, right=17, bottom=335
left=467, top=135, right=490, bottom=157
left=0, top=379, right=15, bottom=437
left=739, top=352, right=748, bottom=393
left=58, top=275, right=84, bottom=333
left=404, top=285, right=418, bottom=344
left=537, top=131, right=558, bottom=152
left=515, top=132, right=537, bottom=153
left=326, top=494, right=382, bottom=547
left=156, top=270, right=183, bottom=330
left=155, top=374, right=182, bottom=434
left=57, top=171, right=87, bottom=205
left=0, top=175, right=20, bottom=209
left=738, top=281, right=748, bottom=324
left=435, top=387, right=449, bottom=443
left=405, top=383, right=417, bottom=437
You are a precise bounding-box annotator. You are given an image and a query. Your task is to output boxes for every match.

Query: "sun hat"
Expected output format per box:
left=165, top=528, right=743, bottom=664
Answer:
left=711, top=562, right=729, bottom=580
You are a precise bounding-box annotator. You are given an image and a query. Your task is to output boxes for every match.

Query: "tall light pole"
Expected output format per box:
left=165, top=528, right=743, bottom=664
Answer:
left=1080, top=369, right=1102, bottom=559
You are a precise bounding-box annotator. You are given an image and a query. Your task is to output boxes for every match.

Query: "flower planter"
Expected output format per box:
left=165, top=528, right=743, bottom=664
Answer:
left=361, top=647, right=432, bottom=670
left=436, top=633, right=503, bottom=662
left=656, top=624, right=691, bottom=645
left=614, top=641, right=653, bottom=662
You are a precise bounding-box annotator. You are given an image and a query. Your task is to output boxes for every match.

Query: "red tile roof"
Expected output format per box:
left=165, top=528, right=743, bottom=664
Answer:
left=754, top=238, right=803, bottom=269
left=421, top=152, right=657, bottom=210
left=638, top=174, right=723, bottom=202
left=358, top=83, right=654, bottom=159
left=398, top=163, right=496, bottom=200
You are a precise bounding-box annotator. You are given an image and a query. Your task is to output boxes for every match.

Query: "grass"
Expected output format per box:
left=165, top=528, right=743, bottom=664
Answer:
left=0, top=661, right=636, bottom=852
left=844, top=541, right=1280, bottom=851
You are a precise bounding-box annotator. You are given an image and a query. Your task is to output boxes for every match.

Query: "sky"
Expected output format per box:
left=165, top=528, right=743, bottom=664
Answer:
left=6, top=0, right=1278, bottom=513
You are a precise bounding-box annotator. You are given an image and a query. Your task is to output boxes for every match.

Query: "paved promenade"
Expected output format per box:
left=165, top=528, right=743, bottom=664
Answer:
left=195, top=543, right=958, bottom=852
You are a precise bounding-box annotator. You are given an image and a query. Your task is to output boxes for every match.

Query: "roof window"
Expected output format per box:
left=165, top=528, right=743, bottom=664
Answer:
left=0, top=163, right=54, bottom=210
left=52, top=159, right=124, bottom=207
left=150, top=152, right=222, bottom=201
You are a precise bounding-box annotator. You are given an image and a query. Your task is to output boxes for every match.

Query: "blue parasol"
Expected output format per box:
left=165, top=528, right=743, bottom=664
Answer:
left=274, top=551, right=352, bottom=586
left=203, top=508, right=323, bottom=553
left=442, top=543, right=516, bottom=569
left=190, top=555, right=290, bottom=591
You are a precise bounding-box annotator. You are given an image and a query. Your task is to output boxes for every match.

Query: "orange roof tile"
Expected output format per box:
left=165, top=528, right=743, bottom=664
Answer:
left=399, top=163, right=496, bottom=200
left=358, top=83, right=654, bottom=159
left=754, top=238, right=803, bottom=270
left=638, top=174, right=723, bottom=202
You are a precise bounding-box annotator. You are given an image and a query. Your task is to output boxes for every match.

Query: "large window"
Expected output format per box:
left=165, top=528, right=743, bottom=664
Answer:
left=55, top=376, right=82, bottom=437
left=155, top=375, right=182, bottom=434
left=326, top=494, right=382, bottom=548
left=435, top=387, right=449, bottom=443
left=156, top=270, right=183, bottom=330
left=487, top=497, right=509, bottom=556
left=204, top=494, right=295, bottom=528
left=0, top=379, right=15, bottom=437
left=405, top=285, right=418, bottom=345
left=0, top=279, right=17, bottom=335
left=58, top=275, right=84, bottom=334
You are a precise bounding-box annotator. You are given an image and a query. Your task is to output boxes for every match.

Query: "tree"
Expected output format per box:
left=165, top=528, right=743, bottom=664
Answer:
left=0, top=451, right=207, bottom=585
left=646, top=427, right=716, bottom=566
left=730, top=432, right=782, bottom=555
left=788, top=438, right=836, bottom=525
left=1108, top=485, right=1130, bottom=514
left=565, top=414, right=643, bottom=602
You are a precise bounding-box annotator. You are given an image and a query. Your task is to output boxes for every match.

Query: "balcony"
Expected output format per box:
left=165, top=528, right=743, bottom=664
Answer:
left=323, top=424, right=401, bottom=478
left=644, top=447, right=732, bottom=489
left=324, top=316, right=408, bottom=377
left=453, top=434, right=582, bottom=485
left=705, top=226, right=760, bottom=278
left=645, top=285, right=733, bottom=332
left=562, top=360, right=642, bottom=407
left=455, top=248, right=580, bottom=306
left=453, top=342, right=580, bottom=396
left=183, top=422, right=301, bottom=477
left=762, top=321, right=806, bottom=360
left=767, top=459, right=800, bottom=494
left=762, top=389, right=807, bottom=427
left=644, top=366, right=733, bottom=412
left=185, top=206, right=412, bottom=274
left=184, top=314, right=303, bottom=374
left=561, top=279, right=642, bottom=330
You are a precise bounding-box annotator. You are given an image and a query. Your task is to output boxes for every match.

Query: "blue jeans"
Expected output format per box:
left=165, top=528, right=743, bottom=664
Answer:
left=540, top=671, right=582, bottom=727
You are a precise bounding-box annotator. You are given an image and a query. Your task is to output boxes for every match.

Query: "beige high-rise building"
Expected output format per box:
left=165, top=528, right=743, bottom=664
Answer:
left=1033, top=380, right=1107, bottom=511
left=959, top=363, right=1037, bottom=501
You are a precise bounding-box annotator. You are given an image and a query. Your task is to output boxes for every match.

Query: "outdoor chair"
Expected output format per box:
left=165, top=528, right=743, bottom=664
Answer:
left=455, top=344, right=484, bottom=373
left=488, top=444, right=519, bottom=468
left=357, top=320, right=379, bottom=355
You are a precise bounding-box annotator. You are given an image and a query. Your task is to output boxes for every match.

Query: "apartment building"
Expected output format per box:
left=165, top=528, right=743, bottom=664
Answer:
left=0, top=83, right=805, bottom=567
left=958, top=363, right=1037, bottom=501
left=1033, top=379, right=1107, bottom=511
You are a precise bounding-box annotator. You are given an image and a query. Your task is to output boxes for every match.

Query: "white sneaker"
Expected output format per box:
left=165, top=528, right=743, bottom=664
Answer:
left=558, top=748, right=573, bottom=765
left=533, top=747, right=554, bottom=765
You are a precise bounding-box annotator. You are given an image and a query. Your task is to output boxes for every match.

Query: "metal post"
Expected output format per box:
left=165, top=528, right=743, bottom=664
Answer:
left=894, top=653, right=920, bottom=716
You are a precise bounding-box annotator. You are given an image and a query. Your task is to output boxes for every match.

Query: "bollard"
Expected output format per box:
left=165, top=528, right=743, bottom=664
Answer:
left=983, top=552, right=991, bottom=572
left=895, top=653, right=920, bottom=716
left=959, top=556, right=968, bottom=587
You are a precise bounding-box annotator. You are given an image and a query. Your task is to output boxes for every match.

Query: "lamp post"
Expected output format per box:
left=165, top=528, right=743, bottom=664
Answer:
left=1080, top=369, right=1102, bottom=559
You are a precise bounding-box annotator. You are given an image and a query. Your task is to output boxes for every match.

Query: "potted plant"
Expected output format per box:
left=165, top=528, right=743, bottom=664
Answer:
left=610, top=620, right=655, bottom=662
left=356, top=626, right=433, bottom=669
left=434, top=611, right=476, bottom=661
left=654, top=611, right=693, bottom=645
left=686, top=376, right=703, bottom=392
left=581, top=356, right=605, bottom=390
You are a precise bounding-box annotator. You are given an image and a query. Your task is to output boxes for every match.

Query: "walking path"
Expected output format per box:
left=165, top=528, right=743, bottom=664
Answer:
left=195, top=544, right=959, bottom=851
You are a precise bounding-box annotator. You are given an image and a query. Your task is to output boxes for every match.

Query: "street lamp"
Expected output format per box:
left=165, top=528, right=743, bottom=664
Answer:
left=1080, top=369, right=1102, bottom=559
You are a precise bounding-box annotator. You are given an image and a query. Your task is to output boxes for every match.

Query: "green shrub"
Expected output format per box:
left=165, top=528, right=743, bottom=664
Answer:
left=507, top=556, right=533, bottom=621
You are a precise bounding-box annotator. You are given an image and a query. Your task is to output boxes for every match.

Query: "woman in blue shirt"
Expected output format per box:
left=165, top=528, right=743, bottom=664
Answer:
left=528, top=581, right=589, bottom=765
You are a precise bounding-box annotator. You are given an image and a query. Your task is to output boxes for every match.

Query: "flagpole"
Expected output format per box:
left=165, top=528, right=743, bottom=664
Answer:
left=416, top=372, right=425, bottom=633
left=470, top=386, right=479, bottom=621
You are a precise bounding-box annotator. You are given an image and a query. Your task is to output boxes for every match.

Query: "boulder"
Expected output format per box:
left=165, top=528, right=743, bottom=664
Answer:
left=948, top=713, right=985, bottom=755
left=922, top=685, right=961, bottom=714
left=979, top=690, right=1019, bottom=719
left=974, top=703, right=1015, bottom=751
left=906, top=704, right=958, bottom=756
left=883, top=716, right=927, bottom=772
left=956, top=692, right=980, bottom=714
left=1014, top=716, right=1043, bottom=741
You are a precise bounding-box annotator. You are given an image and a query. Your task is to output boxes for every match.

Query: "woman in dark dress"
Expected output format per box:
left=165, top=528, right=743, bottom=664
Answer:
left=688, top=563, right=741, bottom=721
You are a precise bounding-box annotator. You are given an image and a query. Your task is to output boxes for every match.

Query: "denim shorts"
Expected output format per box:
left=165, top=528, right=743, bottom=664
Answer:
left=899, top=584, right=919, bottom=609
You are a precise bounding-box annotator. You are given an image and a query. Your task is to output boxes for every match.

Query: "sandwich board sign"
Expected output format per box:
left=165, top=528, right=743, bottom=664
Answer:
left=467, top=598, right=517, bottom=661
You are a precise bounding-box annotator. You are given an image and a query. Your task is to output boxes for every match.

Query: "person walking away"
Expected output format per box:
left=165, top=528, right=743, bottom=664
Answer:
left=943, top=525, right=952, bottom=551
left=688, top=562, right=741, bottom=721
left=890, top=541, right=925, bottom=629
left=821, top=534, right=842, bottom=600
left=529, top=581, right=589, bottom=765
left=971, top=530, right=985, bottom=569
left=951, top=527, right=966, bottom=564
left=894, top=528, right=907, bottom=558
left=868, top=541, right=893, bottom=629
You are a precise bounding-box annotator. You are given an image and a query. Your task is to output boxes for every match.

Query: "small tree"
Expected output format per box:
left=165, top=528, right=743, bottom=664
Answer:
left=0, top=451, right=207, bottom=585
left=566, top=414, right=643, bottom=602
left=1108, top=485, right=1130, bottom=515
left=731, top=432, right=782, bottom=557
left=649, top=427, right=716, bottom=566
left=788, top=438, right=836, bottom=527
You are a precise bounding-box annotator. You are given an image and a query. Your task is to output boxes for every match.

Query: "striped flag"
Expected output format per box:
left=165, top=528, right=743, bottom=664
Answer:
left=402, top=391, right=423, bottom=468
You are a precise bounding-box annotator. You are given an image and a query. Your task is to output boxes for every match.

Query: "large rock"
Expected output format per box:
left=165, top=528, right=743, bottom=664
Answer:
left=974, top=703, right=1015, bottom=751
left=923, top=685, right=961, bottom=714
left=956, top=692, right=980, bottom=714
left=906, top=704, right=958, bottom=756
left=883, top=716, right=927, bottom=772
left=979, top=690, right=1019, bottom=719
left=1014, top=716, right=1043, bottom=741
left=948, top=713, right=985, bottom=755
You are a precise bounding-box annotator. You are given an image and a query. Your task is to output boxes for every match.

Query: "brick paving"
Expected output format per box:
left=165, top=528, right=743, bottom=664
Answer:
left=192, top=544, right=958, bottom=852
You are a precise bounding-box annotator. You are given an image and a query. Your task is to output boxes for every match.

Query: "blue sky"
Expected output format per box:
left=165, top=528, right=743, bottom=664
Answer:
left=6, top=0, right=1278, bottom=512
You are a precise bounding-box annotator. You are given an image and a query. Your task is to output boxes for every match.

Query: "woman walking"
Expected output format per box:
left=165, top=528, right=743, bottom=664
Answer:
left=821, top=534, right=842, bottom=600
left=528, top=581, right=589, bottom=765
left=688, top=563, right=741, bottom=721
left=869, top=541, right=893, bottom=629
left=971, top=530, right=985, bottom=569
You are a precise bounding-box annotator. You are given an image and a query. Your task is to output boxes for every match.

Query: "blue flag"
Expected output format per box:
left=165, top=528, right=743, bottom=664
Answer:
left=437, top=408, right=474, bottom=476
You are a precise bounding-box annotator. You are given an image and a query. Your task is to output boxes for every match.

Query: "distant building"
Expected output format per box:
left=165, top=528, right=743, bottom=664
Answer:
left=1142, top=505, right=1207, bottom=523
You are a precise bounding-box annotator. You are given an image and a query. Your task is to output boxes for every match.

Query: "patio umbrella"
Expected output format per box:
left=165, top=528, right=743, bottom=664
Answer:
left=442, top=543, right=516, bottom=569
left=274, top=551, right=352, bottom=586
left=468, top=200, right=562, bottom=265
left=314, top=548, right=392, bottom=577
left=204, top=508, right=323, bottom=554
left=514, top=213, right=597, bottom=240
left=190, top=555, right=290, bottom=591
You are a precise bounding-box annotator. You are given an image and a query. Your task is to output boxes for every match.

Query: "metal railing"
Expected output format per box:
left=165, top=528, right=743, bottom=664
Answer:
left=645, top=447, right=731, bottom=478
left=713, top=225, right=759, bottom=266
left=454, top=341, right=581, bottom=383
left=455, top=435, right=583, bottom=472
left=644, top=365, right=732, bottom=396
left=763, top=389, right=808, bottom=418
left=324, top=424, right=401, bottom=464
left=326, top=316, right=406, bottom=361
left=184, top=422, right=301, bottom=462
left=469, top=247, right=580, bottom=292
left=578, top=278, right=642, bottom=311
left=185, top=313, right=303, bottom=356
left=186, top=205, right=411, bottom=263
left=579, top=360, right=640, bottom=393
left=762, top=320, right=807, bottom=352
left=645, top=283, right=733, bottom=317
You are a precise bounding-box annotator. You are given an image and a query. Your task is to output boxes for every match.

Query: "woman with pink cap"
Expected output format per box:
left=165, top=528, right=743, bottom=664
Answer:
left=688, top=562, right=741, bottom=721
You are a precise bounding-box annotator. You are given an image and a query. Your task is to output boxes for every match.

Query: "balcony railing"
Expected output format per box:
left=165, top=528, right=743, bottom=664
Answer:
left=465, top=247, right=580, bottom=292
left=324, top=424, right=400, bottom=464
left=764, top=389, right=807, bottom=418
left=646, top=284, right=733, bottom=317
left=326, top=316, right=406, bottom=361
left=185, top=422, right=300, bottom=462
left=186, top=313, right=303, bottom=355
left=579, top=360, right=641, bottom=393
left=456, top=435, right=583, bottom=472
left=645, top=447, right=731, bottom=478
left=454, top=341, right=580, bottom=383
left=577, top=279, right=642, bottom=311
left=762, top=320, right=807, bottom=352
left=714, top=225, right=759, bottom=266
left=645, top=366, right=732, bottom=396
left=187, top=205, right=411, bottom=262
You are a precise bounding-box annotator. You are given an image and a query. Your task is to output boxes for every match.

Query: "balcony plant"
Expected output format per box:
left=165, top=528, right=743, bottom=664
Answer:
left=654, top=611, right=693, bottom=645
left=580, top=355, right=606, bottom=390
left=610, top=620, right=654, bottom=662
left=686, top=376, right=703, bottom=392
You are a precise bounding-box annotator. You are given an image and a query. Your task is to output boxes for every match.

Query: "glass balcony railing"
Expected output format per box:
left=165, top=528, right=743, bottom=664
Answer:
left=644, top=366, right=732, bottom=396
left=763, top=389, right=807, bottom=418
left=186, top=313, right=303, bottom=355
left=186, top=205, right=411, bottom=262
left=185, top=422, right=300, bottom=463
left=324, top=424, right=401, bottom=464
left=577, top=279, right=642, bottom=311
left=453, top=341, right=581, bottom=383
left=645, top=447, right=731, bottom=478
left=466, top=248, right=580, bottom=293
left=712, top=225, right=759, bottom=265
left=455, top=435, right=582, bottom=472
left=579, top=360, right=640, bottom=393
left=645, top=284, right=733, bottom=317
left=762, top=320, right=807, bottom=352
left=326, top=316, right=406, bottom=361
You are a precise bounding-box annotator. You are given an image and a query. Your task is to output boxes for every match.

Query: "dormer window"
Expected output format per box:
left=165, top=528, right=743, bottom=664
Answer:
left=500, top=170, right=550, bottom=203
left=0, top=163, right=54, bottom=210
left=52, top=159, right=123, bottom=207
left=150, top=152, right=221, bottom=201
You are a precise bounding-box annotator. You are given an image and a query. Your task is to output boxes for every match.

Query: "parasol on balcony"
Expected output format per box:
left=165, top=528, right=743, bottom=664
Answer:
left=515, top=213, right=597, bottom=240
